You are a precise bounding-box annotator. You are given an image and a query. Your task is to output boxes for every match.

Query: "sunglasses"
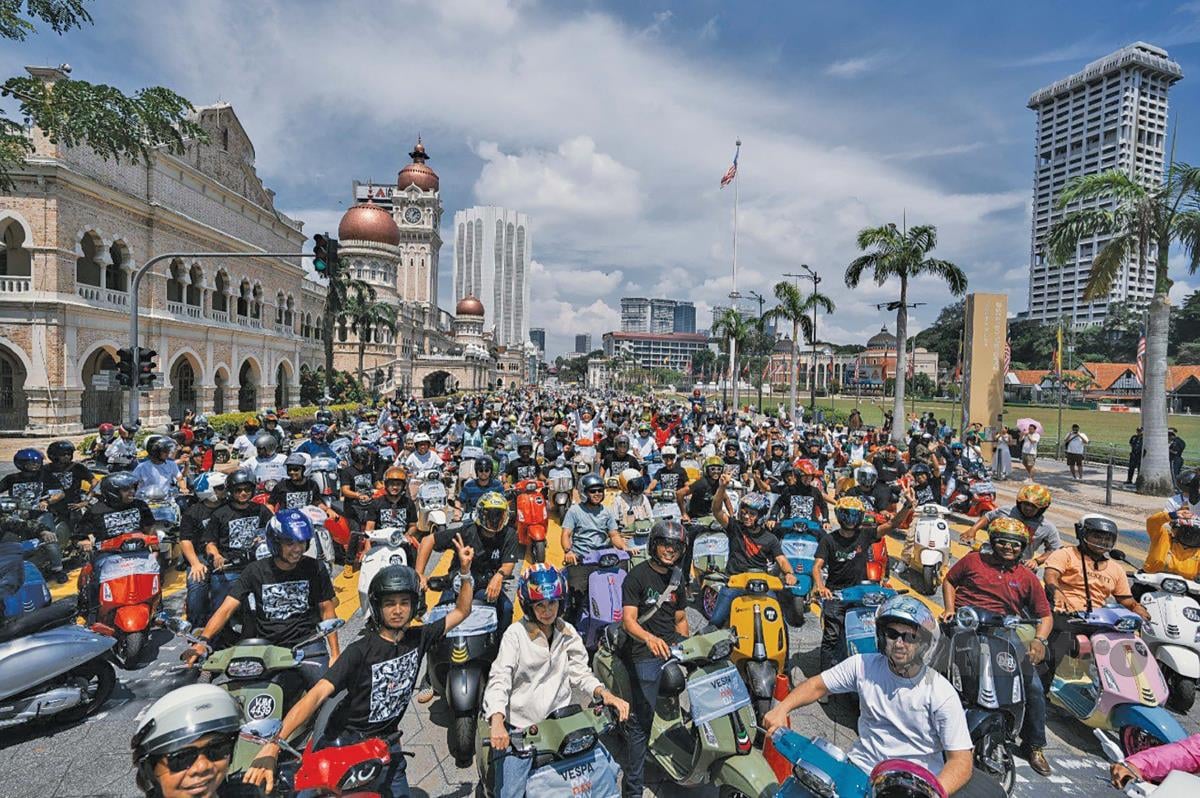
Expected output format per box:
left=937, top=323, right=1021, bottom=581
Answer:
left=231, top=486, right=254, bottom=493
left=162, top=737, right=234, bottom=772
left=585, top=487, right=606, bottom=494
left=882, top=627, right=921, bottom=644
left=992, top=539, right=1023, bottom=549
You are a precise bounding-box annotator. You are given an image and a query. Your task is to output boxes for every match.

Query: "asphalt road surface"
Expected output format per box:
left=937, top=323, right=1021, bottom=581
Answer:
left=1, top=510, right=1195, bottom=797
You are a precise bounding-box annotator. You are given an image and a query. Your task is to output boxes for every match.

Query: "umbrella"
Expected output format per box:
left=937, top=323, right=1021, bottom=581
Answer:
left=1016, top=417, right=1040, bottom=433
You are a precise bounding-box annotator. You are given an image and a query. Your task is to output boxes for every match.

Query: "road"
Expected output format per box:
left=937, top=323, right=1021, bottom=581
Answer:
left=1, top=492, right=1195, bottom=797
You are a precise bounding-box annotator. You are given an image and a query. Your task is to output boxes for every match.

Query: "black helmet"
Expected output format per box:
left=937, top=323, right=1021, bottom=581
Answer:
left=1075, top=514, right=1119, bottom=557
left=515, top=435, right=533, bottom=453
left=367, top=564, right=423, bottom=624
left=648, top=520, right=687, bottom=567
left=1179, top=470, right=1200, bottom=494
left=659, top=660, right=687, bottom=696
left=475, top=456, right=494, bottom=474
left=101, top=472, right=138, bottom=505
left=579, top=473, right=605, bottom=497
left=350, top=445, right=371, bottom=465
left=910, top=463, right=932, bottom=480
left=226, top=468, right=257, bottom=492
left=47, top=440, right=75, bottom=462
left=149, top=436, right=176, bottom=459
left=253, top=432, right=278, bottom=456
left=316, top=409, right=334, bottom=424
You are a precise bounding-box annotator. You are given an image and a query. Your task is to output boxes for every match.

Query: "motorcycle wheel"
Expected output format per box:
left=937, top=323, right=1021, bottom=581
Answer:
left=1166, top=670, right=1197, bottom=713
left=974, top=732, right=1015, bottom=796
left=449, top=714, right=477, bottom=769
left=56, top=658, right=116, bottom=722
left=921, top=565, right=938, bottom=596
left=1120, top=725, right=1168, bottom=757
left=118, top=630, right=146, bottom=667
left=530, top=541, right=546, bottom=564
left=701, top=584, right=720, bottom=620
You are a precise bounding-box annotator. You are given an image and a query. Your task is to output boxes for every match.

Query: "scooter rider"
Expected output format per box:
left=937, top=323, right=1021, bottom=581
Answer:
left=457, top=457, right=499, bottom=517
left=0, top=448, right=68, bottom=582
left=942, top=517, right=1054, bottom=777
left=704, top=476, right=797, bottom=629
left=753, top=440, right=791, bottom=493
left=363, top=467, right=418, bottom=546
left=504, top=435, right=540, bottom=486
left=133, top=437, right=187, bottom=500
left=602, top=434, right=641, bottom=479
left=612, top=468, right=653, bottom=530
left=200, top=468, right=273, bottom=614
left=231, top=417, right=261, bottom=461
left=268, top=453, right=328, bottom=511
left=872, top=445, right=908, bottom=485
left=632, top=421, right=658, bottom=461
left=43, top=439, right=93, bottom=547
left=483, top=564, right=631, bottom=797
left=962, top=484, right=1062, bottom=567
left=295, top=423, right=336, bottom=459
left=403, top=432, right=441, bottom=476
left=1143, top=504, right=1200, bottom=580
left=185, top=509, right=339, bottom=685
left=764, top=595, right=996, bottom=797
left=79, top=472, right=157, bottom=618
left=340, top=444, right=380, bottom=540
left=131, top=684, right=249, bottom=798
left=1166, top=469, right=1200, bottom=516
left=847, top=463, right=900, bottom=514
left=244, top=551, right=476, bottom=797
left=677, top=455, right=723, bottom=523
left=180, top=472, right=227, bottom=627
left=242, top=433, right=287, bottom=486
left=648, top=445, right=689, bottom=496
left=619, top=520, right=690, bottom=797
left=561, top=473, right=626, bottom=625
left=771, top=462, right=828, bottom=526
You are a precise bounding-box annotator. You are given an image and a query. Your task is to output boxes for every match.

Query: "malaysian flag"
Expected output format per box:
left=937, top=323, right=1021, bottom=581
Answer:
left=1135, top=326, right=1147, bottom=386
left=720, top=142, right=740, bottom=188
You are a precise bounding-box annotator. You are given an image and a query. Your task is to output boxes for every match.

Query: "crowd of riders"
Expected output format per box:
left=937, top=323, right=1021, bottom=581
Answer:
left=3, top=387, right=1200, bottom=798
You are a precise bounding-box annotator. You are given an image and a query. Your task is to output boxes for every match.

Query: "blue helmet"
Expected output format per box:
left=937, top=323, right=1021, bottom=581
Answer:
left=13, top=448, right=43, bottom=472
left=310, top=423, right=328, bottom=440
left=517, top=563, right=567, bottom=617
left=266, top=508, right=313, bottom=555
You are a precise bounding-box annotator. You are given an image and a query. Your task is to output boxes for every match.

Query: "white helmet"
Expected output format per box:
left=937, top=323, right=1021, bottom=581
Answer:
left=193, top=471, right=227, bottom=502
left=131, top=684, right=241, bottom=791
left=412, top=432, right=431, bottom=445
left=661, top=445, right=677, bottom=457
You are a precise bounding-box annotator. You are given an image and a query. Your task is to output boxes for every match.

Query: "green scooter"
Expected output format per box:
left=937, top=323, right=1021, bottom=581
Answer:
left=594, top=628, right=777, bottom=798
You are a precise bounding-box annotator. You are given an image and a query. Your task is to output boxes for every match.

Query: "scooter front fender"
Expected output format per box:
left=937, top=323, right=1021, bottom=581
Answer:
left=744, top=659, right=777, bottom=701
left=964, top=707, right=1008, bottom=743
left=919, top=549, right=945, bottom=567
left=711, top=749, right=778, bottom=798
left=1155, top=644, right=1200, bottom=680
left=446, top=665, right=483, bottom=716
left=114, top=603, right=151, bottom=633
left=1110, top=703, right=1187, bottom=745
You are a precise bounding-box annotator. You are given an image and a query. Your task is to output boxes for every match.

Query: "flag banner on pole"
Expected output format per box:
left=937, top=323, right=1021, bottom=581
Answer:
left=720, top=143, right=739, bottom=188
left=1135, top=327, right=1147, bottom=386
left=1054, top=324, right=1063, bottom=374
left=1002, top=339, right=1011, bottom=375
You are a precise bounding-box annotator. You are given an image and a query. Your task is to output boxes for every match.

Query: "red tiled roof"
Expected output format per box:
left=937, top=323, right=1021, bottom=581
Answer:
left=1083, top=362, right=1136, bottom=390
left=1009, top=369, right=1049, bottom=385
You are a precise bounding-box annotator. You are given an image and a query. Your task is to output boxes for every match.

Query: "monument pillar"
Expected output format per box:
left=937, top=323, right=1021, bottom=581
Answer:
left=961, top=293, right=1008, bottom=459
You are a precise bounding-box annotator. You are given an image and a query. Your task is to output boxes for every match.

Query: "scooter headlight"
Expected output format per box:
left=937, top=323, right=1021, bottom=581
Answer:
left=338, top=759, right=383, bottom=791
left=746, top=579, right=769, bottom=594
left=1183, top=607, right=1200, bottom=623
left=1115, top=615, right=1141, bottom=633
left=559, top=729, right=597, bottom=757
left=226, top=657, right=266, bottom=678
left=598, top=553, right=619, bottom=568
left=709, top=639, right=733, bottom=662
left=792, top=763, right=837, bottom=798
left=955, top=607, right=980, bottom=631
left=862, top=591, right=887, bottom=607
left=1163, top=578, right=1188, bottom=595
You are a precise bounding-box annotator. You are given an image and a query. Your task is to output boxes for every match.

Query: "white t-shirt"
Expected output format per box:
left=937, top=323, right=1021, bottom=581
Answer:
left=1021, top=433, right=1040, bottom=455
left=1065, top=431, right=1088, bottom=455
left=132, top=459, right=180, bottom=499
left=1165, top=493, right=1200, bottom=515
left=232, top=434, right=257, bottom=459
left=821, top=653, right=972, bottom=775
left=404, top=450, right=441, bottom=475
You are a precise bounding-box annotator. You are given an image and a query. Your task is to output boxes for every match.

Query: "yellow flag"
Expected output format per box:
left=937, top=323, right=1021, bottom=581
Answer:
left=1055, top=324, right=1063, bottom=374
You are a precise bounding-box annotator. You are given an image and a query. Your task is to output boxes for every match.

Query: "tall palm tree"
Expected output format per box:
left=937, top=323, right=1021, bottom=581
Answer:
left=766, top=280, right=835, bottom=425
left=846, top=223, right=967, bottom=444
left=712, top=307, right=753, bottom=409
left=1047, top=163, right=1200, bottom=495
left=320, top=265, right=372, bottom=398
left=343, top=286, right=399, bottom=391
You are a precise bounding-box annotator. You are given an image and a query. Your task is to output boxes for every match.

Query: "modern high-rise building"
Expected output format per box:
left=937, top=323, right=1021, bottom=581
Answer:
left=529, top=327, right=546, bottom=353
left=621, top=296, right=693, bottom=333
left=452, top=206, right=532, bottom=347
left=1026, top=42, right=1183, bottom=326
left=575, top=334, right=592, bottom=353
left=673, top=301, right=696, bottom=334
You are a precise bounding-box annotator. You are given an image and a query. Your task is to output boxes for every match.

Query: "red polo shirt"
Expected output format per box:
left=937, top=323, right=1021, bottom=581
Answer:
left=945, top=551, right=1051, bottom=617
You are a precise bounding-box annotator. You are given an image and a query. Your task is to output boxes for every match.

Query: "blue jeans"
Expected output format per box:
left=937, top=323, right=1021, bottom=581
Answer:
left=185, top=567, right=210, bottom=627
left=493, top=746, right=532, bottom=798
left=623, top=658, right=664, bottom=796
left=1021, top=660, right=1047, bottom=748
left=707, top=586, right=749, bottom=628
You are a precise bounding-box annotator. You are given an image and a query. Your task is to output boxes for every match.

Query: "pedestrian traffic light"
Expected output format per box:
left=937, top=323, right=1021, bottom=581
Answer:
left=116, top=347, right=135, bottom=387
left=312, top=233, right=339, bottom=275
left=137, top=349, right=158, bottom=389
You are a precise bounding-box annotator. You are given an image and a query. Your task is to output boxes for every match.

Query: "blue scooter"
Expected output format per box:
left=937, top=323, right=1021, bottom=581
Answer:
left=574, top=548, right=630, bottom=653
left=770, top=728, right=869, bottom=798
left=834, top=582, right=898, bottom=656
left=2, top=540, right=51, bottom=618
left=778, top=517, right=822, bottom=625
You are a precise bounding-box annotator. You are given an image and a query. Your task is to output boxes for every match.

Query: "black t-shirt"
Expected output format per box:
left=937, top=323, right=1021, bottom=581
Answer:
left=0, top=470, right=53, bottom=505
left=604, top=450, right=641, bottom=475
left=685, top=475, right=717, bottom=518
left=505, top=456, right=541, bottom=482
left=323, top=618, right=448, bottom=735
left=368, top=495, right=417, bottom=530
left=268, top=479, right=325, bottom=511
left=912, top=480, right=939, bottom=506
left=203, top=502, right=273, bottom=557
left=339, top=465, right=377, bottom=498
left=815, top=527, right=877, bottom=589
left=847, top=483, right=898, bottom=514
left=622, top=561, right=685, bottom=662
left=228, top=556, right=335, bottom=648
left=433, top=522, right=519, bottom=583
left=82, top=499, right=155, bottom=541
left=721, top=456, right=747, bottom=482
left=873, top=457, right=907, bottom=484
left=654, top=465, right=688, bottom=494
left=41, top=463, right=93, bottom=507
left=754, top=457, right=790, bottom=487
left=180, top=501, right=218, bottom=545
left=772, top=484, right=826, bottom=521
left=725, top=519, right=782, bottom=574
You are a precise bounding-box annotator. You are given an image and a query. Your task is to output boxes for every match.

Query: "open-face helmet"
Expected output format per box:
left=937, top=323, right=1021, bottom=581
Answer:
left=517, top=563, right=567, bottom=617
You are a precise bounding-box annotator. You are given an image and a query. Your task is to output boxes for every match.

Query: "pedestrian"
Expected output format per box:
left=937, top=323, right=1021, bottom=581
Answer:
left=1170, top=428, right=1187, bottom=478
left=848, top=408, right=862, bottom=432
left=1020, top=423, right=1041, bottom=481
left=1064, top=424, right=1088, bottom=480
left=993, top=424, right=1013, bottom=481
left=1127, top=427, right=1143, bottom=485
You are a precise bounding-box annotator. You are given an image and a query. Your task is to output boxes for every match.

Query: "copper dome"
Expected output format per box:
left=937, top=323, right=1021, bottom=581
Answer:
left=337, top=200, right=400, bottom=246
left=398, top=137, right=439, bottom=192
left=456, top=295, right=485, bottom=316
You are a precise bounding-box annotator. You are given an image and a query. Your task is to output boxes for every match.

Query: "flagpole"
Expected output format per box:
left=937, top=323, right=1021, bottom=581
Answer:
left=1055, top=319, right=1064, bottom=459
left=728, top=139, right=741, bottom=412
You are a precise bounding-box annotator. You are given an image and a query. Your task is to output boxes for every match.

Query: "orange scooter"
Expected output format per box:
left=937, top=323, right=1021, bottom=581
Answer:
left=514, top=478, right=549, bottom=563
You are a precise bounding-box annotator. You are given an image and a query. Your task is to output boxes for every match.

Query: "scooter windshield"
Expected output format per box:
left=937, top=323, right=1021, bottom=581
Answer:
left=781, top=538, right=818, bottom=560
left=99, top=552, right=159, bottom=580
left=687, top=664, right=752, bottom=725
left=525, top=745, right=622, bottom=798
left=423, top=602, right=498, bottom=636
left=693, top=534, right=730, bottom=557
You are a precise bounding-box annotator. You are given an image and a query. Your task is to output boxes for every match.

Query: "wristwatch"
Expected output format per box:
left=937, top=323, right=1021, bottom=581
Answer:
left=458, top=572, right=475, bottom=584
left=1034, top=637, right=1049, bottom=648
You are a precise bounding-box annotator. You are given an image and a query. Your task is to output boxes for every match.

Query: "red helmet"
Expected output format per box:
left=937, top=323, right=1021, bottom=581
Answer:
left=869, top=760, right=947, bottom=798
left=795, top=459, right=821, bottom=477
left=98, top=422, right=115, bottom=435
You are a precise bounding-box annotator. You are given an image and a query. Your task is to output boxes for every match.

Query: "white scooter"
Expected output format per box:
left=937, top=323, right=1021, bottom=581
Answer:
left=356, top=526, right=412, bottom=621
left=416, top=474, right=449, bottom=536
left=547, top=457, right=574, bottom=521
left=298, top=506, right=338, bottom=575
left=903, top=503, right=952, bottom=596
left=1135, top=570, right=1200, bottom=713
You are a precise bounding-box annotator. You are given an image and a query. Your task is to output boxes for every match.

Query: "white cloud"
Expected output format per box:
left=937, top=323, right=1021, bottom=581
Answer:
left=825, top=56, right=883, bottom=78
left=699, top=15, right=719, bottom=42
left=638, top=10, right=673, bottom=39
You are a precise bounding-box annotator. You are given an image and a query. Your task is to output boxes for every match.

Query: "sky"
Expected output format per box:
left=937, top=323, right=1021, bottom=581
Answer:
left=4, top=0, right=1200, bottom=358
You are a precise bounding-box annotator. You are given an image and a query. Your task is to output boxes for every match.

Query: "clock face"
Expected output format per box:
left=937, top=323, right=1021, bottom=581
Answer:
left=404, top=206, right=422, bottom=224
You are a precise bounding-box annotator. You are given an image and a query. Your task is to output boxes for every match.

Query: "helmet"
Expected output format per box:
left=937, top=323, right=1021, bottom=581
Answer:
left=1075, top=513, right=1119, bottom=557
left=267, top=508, right=314, bottom=555
left=659, top=660, right=687, bottom=696
left=552, top=424, right=568, bottom=438
left=13, top=448, right=43, bottom=472
left=253, top=432, right=278, bottom=456
left=855, top=463, right=878, bottom=489
left=310, top=423, right=328, bottom=440
left=475, top=456, right=494, bottom=474
left=796, top=459, right=821, bottom=477
left=47, top=440, right=75, bottom=462
left=284, top=453, right=308, bottom=470
left=835, top=496, right=867, bottom=529
left=517, top=563, right=567, bottom=617
left=244, top=416, right=261, bottom=430
left=724, top=438, right=739, bottom=451
left=615, top=435, right=630, bottom=448
left=98, top=422, right=115, bottom=436
left=703, top=455, right=723, bottom=476
left=226, top=468, right=257, bottom=492
left=986, top=516, right=1030, bottom=552
left=515, top=435, right=533, bottom=452
left=661, top=445, right=677, bottom=458
left=1179, top=470, right=1200, bottom=493
left=474, top=491, right=510, bottom=533
left=738, top=492, right=770, bottom=527
left=131, top=684, right=241, bottom=793
left=193, top=472, right=227, bottom=502
left=350, top=445, right=371, bottom=465
left=874, top=595, right=938, bottom=665
left=1016, top=483, right=1051, bottom=512
left=316, top=409, right=334, bottom=424
left=579, top=474, right=605, bottom=497
left=367, top=564, right=423, bottom=623
left=648, top=520, right=687, bottom=567
left=638, top=422, right=651, bottom=434
left=770, top=440, right=786, bottom=452
left=100, top=472, right=138, bottom=505
left=909, top=463, right=931, bottom=480
left=949, top=442, right=964, bottom=454
left=618, top=468, right=644, bottom=494
left=1172, top=515, right=1200, bottom=548
left=383, top=466, right=408, bottom=483
left=868, top=760, right=947, bottom=798
left=412, top=433, right=431, bottom=446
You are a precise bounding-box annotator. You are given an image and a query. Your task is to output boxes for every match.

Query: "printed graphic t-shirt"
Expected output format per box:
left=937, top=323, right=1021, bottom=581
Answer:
left=228, top=556, right=334, bottom=648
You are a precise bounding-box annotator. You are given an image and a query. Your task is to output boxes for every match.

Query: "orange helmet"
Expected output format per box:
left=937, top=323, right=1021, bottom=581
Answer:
left=987, top=516, right=1030, bottom=548
left=795, top=459, right=821, bottom=477
left=1015, top=483, right=1051, bottom=511
left=383, top=467, right=408, bottom=483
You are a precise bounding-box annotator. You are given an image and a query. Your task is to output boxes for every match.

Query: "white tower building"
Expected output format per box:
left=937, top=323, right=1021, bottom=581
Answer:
left=1026, top=42, right=1183, bottom=326
left=452, top=206, right=531, bottom=348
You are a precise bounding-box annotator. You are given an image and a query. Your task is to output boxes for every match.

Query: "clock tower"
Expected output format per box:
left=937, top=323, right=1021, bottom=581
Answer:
left=394, top=137, right=442, bottom=310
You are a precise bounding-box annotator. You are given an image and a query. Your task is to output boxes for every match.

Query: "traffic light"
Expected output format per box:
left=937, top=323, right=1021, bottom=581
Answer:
left=312, top=233, right=339, bottom=276
left=116, top=347, right=135, bottom=387
left=137, top=349, right=158, bottom=389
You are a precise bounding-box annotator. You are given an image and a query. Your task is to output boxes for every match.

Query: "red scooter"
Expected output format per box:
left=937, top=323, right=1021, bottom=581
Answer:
left=79, top=531, right=162, bottom=666
left=514, top=478, right=549, bottom=563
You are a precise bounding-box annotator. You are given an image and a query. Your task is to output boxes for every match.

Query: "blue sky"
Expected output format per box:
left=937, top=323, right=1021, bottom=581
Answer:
left=4, top=0, right=1200, bottom=357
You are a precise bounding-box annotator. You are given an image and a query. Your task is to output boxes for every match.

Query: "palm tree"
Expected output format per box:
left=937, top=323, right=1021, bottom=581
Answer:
left=712, top=307, right=753, bottom=409
left=846, top=223, right=967, bottom=444
left=1047, top=163, right=1200, bottom=495
left=319, top=265, right=372, bottom=398
left=766, top=280, right=835, bottom=425
left=343, top=286, right=399, bottom=391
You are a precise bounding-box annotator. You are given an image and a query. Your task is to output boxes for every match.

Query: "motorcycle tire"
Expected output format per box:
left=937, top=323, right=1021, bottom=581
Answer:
left=531, top=541, right=546, bottom=564
left=974, top=732, right=1015, bottom=796
left=1120, top=724, right=1169, bottom=757
left=119, top=630, right=146, bottom=667
left=56, top=658, right=117, bottom=723
left=921, top=565, right=938, bottom=596
left=1166, top=669, right=1197, bottom=713
left=701, top=584, right=720, bottom=620
left=449, top=714, right=477, bottom=769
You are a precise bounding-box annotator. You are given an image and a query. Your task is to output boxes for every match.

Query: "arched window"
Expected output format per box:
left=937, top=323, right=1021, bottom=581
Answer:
left=237, top=280, right=250, bottom=317
left=106, top=242, right=128, bottom=291
left=0, top=221, right=31, bottom=276
left=213, top=271, right=229, bottom=312
left=76, top=232, right=103, bottom=287
left=285, top=296, right=294, bottom=326
left=275, top=291, right=285, bottom=324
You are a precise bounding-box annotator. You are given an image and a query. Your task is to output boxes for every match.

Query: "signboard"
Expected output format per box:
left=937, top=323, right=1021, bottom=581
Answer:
left=353, top=183, right=394, bottom=206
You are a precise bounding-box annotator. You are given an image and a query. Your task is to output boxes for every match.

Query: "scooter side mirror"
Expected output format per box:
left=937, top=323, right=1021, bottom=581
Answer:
left=1109, top=548, right=1128, bottom=562
left=317, top=618, right=345, bottom=635
left=239, top=718, right=282, bottom=744
left=158, top=613, right=192, bottom=635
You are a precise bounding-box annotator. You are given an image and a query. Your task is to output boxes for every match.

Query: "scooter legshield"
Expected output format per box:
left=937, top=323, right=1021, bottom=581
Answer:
left=744, top=659, right=778, bottom=701
left=1110, top=702, right=1187, bottom=746
left=114, top=603, right=151, bottom=633
left=710, top=747, right=779, bottom=798
left=446, top=664, right=483, bottom=715
left=1155, top=644, right=1200, bottom=681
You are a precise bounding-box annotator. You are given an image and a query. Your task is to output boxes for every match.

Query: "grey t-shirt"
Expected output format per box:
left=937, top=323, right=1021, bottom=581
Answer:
left=563, top=502, right=617, bottom=556
left=984, top=506, right=1062, bottom=560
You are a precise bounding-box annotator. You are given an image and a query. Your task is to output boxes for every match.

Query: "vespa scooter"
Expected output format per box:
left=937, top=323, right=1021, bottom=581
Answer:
left=778, top=517, right=822, bottom=626
left=1134, top=570, right=1200, bottom=713
left=514, top=478, right=549, bottom=563
left=726, top=572, right=788, bottom=722
left=80, top=531, right=163, bottom=666
left=901, top=504, right=951, bottom=595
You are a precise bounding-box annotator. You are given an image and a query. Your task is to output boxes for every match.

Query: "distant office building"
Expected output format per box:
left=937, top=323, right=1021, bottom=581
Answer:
left=621, top=297, right=650, bottom=332
left=1027, top=42, right=1183, bottom=326
left=575, top=333, right=592, bottom=353
left=529, top=327, right=545, bottom=353
left=603, top=331, right=709, bottom=372
left=673, top=301, right=696, bottom=334
left=452, top=206, right=531, bottom=347
left=622, top=296, right=695, bottom=334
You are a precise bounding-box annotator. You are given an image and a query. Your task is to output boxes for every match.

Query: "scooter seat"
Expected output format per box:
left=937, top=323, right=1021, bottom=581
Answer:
left=0, top=599, right=78, bottom=642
